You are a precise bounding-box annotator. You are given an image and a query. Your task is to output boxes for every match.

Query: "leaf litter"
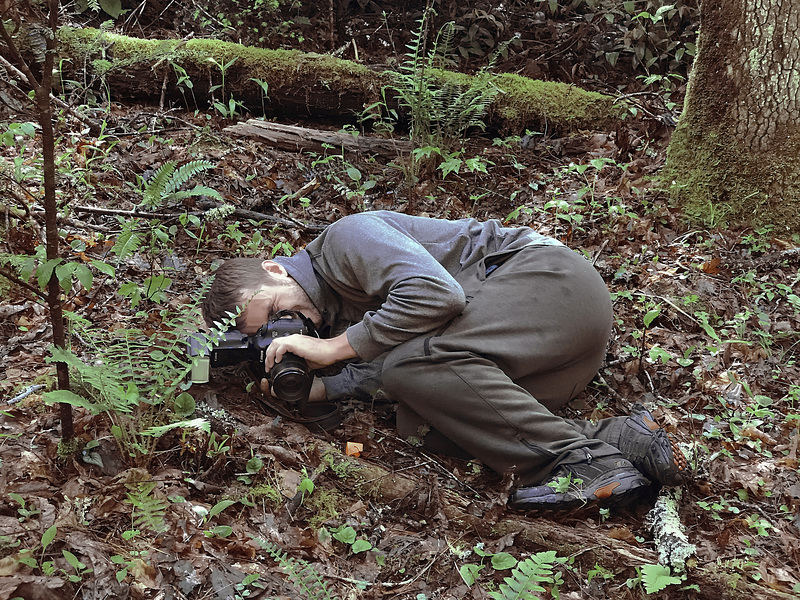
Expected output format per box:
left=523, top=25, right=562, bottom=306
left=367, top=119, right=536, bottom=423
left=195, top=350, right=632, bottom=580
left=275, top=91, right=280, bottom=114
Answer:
left=1, top=102, right=799, bottom=599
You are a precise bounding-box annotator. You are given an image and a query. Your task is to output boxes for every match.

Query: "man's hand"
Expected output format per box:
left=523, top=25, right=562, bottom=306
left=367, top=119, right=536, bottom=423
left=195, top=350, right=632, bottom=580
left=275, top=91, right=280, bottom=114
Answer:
left=264, top=332, right=358, bottom=371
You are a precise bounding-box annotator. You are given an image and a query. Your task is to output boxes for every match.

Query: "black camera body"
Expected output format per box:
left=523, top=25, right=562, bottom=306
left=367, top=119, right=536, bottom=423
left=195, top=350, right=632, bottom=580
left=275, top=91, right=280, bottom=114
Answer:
left=189, top=310, right=317, bottom=404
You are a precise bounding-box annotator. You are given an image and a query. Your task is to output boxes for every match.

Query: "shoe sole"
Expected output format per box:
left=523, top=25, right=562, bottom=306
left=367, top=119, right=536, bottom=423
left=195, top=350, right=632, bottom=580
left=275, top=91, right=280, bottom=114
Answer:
left=510, top=472, right=651, bottom=512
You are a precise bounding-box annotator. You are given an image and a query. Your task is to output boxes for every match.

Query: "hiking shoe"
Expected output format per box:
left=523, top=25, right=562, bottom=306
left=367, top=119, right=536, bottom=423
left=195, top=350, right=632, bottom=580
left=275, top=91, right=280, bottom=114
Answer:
left=618, top=403, right=687, bottom=487
left=509, top=453, right=651, bottom=511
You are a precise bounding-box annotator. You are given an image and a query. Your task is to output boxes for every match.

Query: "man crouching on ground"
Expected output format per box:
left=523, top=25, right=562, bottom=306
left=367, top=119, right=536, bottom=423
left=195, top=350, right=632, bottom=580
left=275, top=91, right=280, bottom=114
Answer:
left=201, top=210, right=686, bottom=511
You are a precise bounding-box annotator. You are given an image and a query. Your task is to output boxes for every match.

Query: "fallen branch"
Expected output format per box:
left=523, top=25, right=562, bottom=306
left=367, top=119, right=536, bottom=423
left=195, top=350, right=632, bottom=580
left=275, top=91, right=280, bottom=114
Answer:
left=223, top=120, right=412, bottom=158
left=647, top=487, right=696, bottom=573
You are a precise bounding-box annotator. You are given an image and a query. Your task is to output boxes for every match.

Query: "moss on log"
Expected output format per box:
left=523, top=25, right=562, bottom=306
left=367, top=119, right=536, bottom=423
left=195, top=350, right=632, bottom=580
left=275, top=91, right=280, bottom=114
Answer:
left=55, top=27, right=625, bottom=134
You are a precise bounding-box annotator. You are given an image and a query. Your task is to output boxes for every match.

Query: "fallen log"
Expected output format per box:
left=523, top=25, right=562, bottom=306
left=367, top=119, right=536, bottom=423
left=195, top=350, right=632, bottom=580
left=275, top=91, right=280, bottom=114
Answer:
left=50, top=27, right=626, bottom=134
left=223, top=120, right=412, bottom=158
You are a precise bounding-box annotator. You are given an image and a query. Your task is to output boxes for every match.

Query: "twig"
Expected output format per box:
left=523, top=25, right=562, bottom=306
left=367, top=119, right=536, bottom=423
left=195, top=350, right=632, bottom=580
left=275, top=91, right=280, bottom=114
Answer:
left=195, top=198, right=328, bottom=232
left=0, top=265, right=48, bottom=300
left=73, top=205, right=188, bottom=219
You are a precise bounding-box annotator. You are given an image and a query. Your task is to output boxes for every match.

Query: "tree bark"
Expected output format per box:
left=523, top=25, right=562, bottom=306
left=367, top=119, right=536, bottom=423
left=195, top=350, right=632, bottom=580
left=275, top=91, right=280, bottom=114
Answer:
left=664, top=0, right=800, bottom=232
left=0, top=0, right=73, bottom=441
left=51, top=27, right=625, bottom=134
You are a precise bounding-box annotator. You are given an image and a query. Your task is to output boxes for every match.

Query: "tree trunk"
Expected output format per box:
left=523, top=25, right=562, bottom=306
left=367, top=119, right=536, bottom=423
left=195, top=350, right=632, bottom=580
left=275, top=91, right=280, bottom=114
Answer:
left=51, top=27, right=625, bottom=134
left=664, top=0, right=800, bottom=232
left=0, top=1, right=73, bottom=441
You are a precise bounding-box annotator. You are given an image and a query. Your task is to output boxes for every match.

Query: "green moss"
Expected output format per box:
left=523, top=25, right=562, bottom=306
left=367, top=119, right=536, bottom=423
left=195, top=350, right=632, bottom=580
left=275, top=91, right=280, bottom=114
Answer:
left=58, top=27, right=380, bottom=88
left=57, top=27, right=623, bottom=133
left=249, top=483, right=282, bottom=508
left=663, top=119, right=800, bottom=232
left=304, top=487, right=348, bottom=528
left=489, top=72, right=627, bottom=130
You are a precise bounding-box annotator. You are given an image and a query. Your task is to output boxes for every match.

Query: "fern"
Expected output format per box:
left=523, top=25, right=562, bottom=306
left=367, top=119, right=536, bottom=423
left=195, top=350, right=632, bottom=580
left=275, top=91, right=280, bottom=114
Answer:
left=389, top=8, right=501, bottom=175
left=139, top=160, right=222, bottom=210
left=141, top=162, right=177, bottom=209
left=125, top=481, right=167, bottom=533
left=488, top=551, right=563, bottom=600
left=164, top=160, right=215, bottom=195
left=259, top=539, right=339, bottom=600
left=111, top=220, right=143, bottom=261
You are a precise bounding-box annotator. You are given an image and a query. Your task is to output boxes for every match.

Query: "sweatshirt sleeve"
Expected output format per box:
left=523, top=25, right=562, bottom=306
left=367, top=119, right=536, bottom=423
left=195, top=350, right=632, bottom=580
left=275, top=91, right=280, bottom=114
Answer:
left=320, top=357, right=385, bottom=400
left=311, top=214, right=466, bottom=361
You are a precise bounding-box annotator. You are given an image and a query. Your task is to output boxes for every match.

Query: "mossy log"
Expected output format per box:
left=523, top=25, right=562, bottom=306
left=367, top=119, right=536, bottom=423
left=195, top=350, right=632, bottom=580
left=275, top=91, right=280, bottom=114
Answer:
left=318, top=443, right=798, bottom=600
left=53, top=27, right=625, bottom=134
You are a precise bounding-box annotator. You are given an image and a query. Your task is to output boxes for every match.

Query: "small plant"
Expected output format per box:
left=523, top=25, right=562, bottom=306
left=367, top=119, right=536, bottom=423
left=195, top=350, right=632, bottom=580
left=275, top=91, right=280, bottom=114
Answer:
left=330, top=524, right=372, bottom=554
left=125, top=481, right=168, bottom=534
left=547, top=473, right=583, bottom=494
left=626, top=563, right=684, bottom=594
left=136, top=160, right=222, bottom=210
left=386, top=8, right=503, bottom=179
left=42, top=289, right=217, bottom=465
left=487, top=551, right=565, bottom=599
left=257, top=538, right=340, bottom=600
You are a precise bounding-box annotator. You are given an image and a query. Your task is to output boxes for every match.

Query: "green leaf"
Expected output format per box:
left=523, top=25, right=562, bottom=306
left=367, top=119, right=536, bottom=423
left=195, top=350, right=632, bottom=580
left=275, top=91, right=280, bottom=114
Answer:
left=438, top=156, right=462, bottom=179
left=36, top=258, right=62, bottom=290
left=74, top=264, right=94, bottom=291
left=641, top=563, right=682, bottom=594
left=208, top=499, right=236, bottom=520
left=491, top=552, right=518, bottom=570
left=246, top=456, right=264, bottom=474
left=351, top=539, right=372, bottom=554
left=55, top=262, right=77, bottom=292
left=140, top=418, right=210, bottom=437
left=332, top=525, right=356, bottom=545
left=459, top=563, right=483, bottom=586
left=99, top=0, right=122, bottom=18
left=172, top=392, right=196, bottom=417
left=643, top=306, right=661, bottom=328
left=41, top=524, right=57, bottom=552
left=62, top=549, right=86, bottom=571
left=9, top=492, right=25, bottom=507
left=208, top=525, right=233, bottom=538
left=43, top=390, right=105, bottom=415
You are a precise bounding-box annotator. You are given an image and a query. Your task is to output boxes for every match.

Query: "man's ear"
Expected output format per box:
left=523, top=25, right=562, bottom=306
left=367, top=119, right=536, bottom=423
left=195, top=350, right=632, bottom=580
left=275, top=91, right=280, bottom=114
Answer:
left=261, top=260, right=289, bottom=278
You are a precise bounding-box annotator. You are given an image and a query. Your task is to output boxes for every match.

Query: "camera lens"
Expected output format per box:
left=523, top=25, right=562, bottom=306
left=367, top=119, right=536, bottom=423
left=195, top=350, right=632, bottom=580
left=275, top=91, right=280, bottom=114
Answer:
left=270, top=352, right=312, bottom=404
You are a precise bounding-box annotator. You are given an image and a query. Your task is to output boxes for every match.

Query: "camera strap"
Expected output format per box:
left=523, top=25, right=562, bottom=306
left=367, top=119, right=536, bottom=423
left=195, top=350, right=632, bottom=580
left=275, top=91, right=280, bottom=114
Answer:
left=253, top=393, right=342, bottom=433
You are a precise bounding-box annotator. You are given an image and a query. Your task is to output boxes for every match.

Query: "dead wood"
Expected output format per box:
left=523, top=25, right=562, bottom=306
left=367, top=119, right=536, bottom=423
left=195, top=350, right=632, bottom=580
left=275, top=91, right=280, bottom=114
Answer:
left=50, top=28, right=626, bottom=134
left=223, top=120, right=412, bottom=158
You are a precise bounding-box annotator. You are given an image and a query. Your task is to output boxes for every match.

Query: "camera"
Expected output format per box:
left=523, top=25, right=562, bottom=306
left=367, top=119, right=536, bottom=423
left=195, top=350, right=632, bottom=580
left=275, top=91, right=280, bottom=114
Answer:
left=188, top=310, right=317, bottom=404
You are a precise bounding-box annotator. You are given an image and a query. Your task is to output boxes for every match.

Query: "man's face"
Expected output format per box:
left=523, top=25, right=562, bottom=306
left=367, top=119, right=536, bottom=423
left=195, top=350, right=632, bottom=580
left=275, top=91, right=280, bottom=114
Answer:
left=238, top=279, right=322, bottom=335
left=239, top=287, right=277, bottom=335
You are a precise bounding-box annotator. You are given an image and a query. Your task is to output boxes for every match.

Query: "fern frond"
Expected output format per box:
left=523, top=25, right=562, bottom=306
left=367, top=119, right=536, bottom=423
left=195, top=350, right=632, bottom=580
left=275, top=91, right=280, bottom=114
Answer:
left=47, top=345, right=138, bottom=415
left=163, top=160, right=216, bottom=195
left=141, top=162, right=177, bottom=209
left=489, top=551, right=560, bottom=600
left=125, top=481, right=167, bottom=533
left=260, top=540, right=339, bottom=600
left=111, top=221, right=143, bottom=261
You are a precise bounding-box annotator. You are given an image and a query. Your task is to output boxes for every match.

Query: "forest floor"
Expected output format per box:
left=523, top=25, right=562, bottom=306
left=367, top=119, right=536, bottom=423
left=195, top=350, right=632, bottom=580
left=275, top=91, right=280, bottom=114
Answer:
left=1, top=3, right=800, bottom=600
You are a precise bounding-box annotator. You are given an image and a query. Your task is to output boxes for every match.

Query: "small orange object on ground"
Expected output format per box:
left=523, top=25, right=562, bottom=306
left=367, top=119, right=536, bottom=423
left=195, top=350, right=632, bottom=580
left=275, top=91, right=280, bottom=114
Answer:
left=345, top=442, right=363, bottom=457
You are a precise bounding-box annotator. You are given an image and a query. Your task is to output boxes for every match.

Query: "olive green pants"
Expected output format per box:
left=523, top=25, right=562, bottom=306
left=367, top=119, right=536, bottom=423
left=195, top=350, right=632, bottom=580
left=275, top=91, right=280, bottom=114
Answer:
left=381, top=245, right=620, bottom=486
